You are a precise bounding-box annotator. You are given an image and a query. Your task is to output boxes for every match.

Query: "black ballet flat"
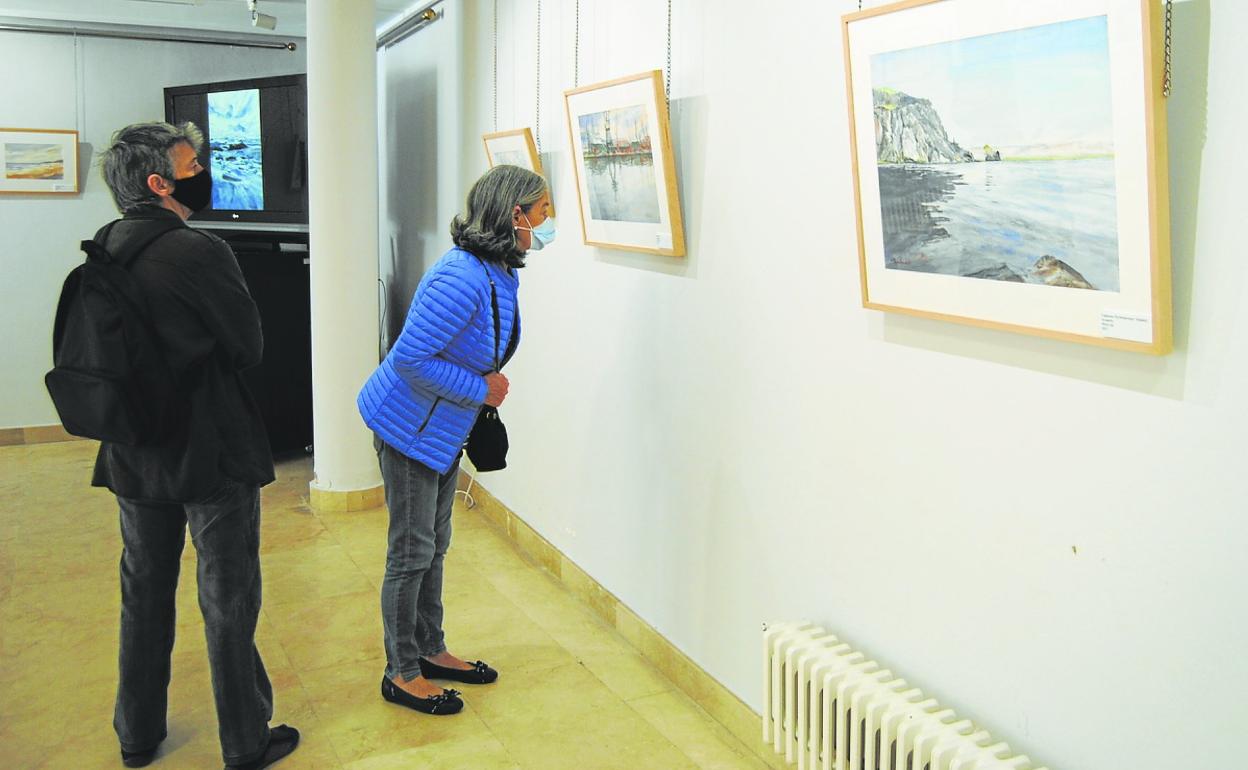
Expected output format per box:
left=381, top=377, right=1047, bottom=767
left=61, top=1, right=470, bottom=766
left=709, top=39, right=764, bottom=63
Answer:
left=418, top=658, right=499, bottom=685
left=380, top=677, right=464, bottom=715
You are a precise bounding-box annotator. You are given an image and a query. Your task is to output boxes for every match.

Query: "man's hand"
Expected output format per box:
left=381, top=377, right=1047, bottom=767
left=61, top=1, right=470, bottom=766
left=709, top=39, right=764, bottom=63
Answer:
left=484, top=371, right=509, bottom=407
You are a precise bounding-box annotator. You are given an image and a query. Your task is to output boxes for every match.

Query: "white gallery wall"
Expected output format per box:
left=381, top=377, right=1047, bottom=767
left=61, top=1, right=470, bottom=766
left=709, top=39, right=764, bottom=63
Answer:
left=441, top=1, right=1245, bottom=769
left=377, top=5, right=466, bottom=345
left=0, top=30, right=306, bottom=429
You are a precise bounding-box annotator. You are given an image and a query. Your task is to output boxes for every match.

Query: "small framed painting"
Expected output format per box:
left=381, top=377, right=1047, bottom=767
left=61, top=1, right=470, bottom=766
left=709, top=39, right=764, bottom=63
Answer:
left=0, top=128, right=80, bottom=195
left=482, top=127, right=554, bottom=216
left=564, top=70, right=685, bottom=257
left=843, top=0, right=1172, bottom=353
left=483, top=127, right=541, bottom=171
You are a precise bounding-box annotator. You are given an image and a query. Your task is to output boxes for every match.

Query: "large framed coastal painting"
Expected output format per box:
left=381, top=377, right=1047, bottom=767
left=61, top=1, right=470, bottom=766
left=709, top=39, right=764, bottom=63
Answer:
left=843, top=0, right=1171, bottom=353
left=0, top=128, right=79, bottom=195
left=564, top=70, right=686, bottom=257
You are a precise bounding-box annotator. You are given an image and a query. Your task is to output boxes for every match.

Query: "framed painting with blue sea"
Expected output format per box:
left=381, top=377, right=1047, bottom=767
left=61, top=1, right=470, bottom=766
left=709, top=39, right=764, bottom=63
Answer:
left=564, top=70, right=686, bottom=257
left=843, top=0, right=1171, bottom=353
left=483, top=127, right=554, bottom=216
left=0, top=128, right=79, bottom=195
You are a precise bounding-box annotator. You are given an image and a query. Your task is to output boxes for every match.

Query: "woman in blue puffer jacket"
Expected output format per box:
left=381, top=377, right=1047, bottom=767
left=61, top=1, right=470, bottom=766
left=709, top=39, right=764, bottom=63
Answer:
left=357, top=165, right=553, bottom=715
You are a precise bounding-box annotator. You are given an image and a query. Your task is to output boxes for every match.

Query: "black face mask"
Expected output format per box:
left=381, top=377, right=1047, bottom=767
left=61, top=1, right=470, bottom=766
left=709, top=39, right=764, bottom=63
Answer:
left=169, top=168, right=212, bottom=213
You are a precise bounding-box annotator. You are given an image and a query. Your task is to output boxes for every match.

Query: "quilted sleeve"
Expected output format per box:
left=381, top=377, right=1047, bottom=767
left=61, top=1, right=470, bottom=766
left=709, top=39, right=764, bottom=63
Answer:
left=390, top=276, right=488, bottom=407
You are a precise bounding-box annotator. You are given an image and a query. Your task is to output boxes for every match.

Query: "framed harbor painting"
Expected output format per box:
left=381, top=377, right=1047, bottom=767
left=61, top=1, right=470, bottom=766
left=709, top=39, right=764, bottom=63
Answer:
left=564, top=70, right=685, bottom=257
left=843, top=0, right=1171, bottom=353
left=482, top=127, right=554, bottom=216
left=0, top=128, right=79, bottom=194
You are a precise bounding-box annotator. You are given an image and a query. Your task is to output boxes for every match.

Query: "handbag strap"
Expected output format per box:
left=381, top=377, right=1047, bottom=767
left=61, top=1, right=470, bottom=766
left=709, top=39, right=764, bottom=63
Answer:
left=473, top=255, right=502, bottom=371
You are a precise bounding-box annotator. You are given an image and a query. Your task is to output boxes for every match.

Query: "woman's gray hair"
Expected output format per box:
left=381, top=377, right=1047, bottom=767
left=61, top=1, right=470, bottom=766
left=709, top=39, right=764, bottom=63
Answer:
left=451, top=165, right=548, bottom=268
left=100, top=121, right=204, bottom=213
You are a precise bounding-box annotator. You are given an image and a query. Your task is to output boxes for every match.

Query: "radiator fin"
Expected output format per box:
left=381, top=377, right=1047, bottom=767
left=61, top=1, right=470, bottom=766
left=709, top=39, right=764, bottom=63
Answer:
left=762, top=623, right=1049, bottom=770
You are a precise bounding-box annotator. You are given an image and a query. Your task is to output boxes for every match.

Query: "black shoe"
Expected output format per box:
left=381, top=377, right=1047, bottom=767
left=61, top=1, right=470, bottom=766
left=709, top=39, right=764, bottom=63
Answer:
left=418, top=657, right=499, bottom=685
left=121, top=747, right=158, bottom=768
left=224, top=724, right=300, bottom=770
left=380, top=677, right=464, bottom=715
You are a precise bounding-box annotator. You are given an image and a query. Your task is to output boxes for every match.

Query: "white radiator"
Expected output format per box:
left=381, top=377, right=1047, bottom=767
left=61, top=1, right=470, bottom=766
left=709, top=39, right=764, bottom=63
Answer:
left=762, top=623, right=1049, bottom=770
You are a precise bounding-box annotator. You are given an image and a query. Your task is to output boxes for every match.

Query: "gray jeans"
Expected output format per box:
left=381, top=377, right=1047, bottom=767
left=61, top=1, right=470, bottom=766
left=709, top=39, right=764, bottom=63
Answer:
left=376, top=439, right=459, bottom=681
left=114, top=479, right=273, bottom=766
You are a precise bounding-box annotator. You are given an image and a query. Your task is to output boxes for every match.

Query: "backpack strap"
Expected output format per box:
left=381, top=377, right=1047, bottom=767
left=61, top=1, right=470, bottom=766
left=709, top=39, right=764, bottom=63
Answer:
left=63, top=220, right=183, bottom=364
left=85, top=218, right=182, bottom=267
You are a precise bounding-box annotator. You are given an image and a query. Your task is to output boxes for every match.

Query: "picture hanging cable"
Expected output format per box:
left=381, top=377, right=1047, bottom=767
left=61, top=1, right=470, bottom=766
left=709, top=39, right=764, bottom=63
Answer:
left=492, top=0, right=498, bottom=132
left=574, top=0, right=580, bottom=87
left=665, top=0, right=672, bottom=108
left=1163, top=0, right=1173, bottom=97
left=536, top=0, right=542, bottom=155
left=73, top=31, right=82, bottom=137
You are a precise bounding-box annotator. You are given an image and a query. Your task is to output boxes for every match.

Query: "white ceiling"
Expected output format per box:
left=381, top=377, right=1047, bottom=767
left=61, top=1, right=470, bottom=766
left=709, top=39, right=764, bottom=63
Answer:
left=0, top=0, right=422, bottom=39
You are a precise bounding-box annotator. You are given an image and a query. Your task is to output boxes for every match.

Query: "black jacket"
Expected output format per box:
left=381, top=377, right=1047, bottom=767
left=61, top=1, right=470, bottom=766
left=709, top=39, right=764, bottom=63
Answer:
left=91, top=205, right=275, bottom=501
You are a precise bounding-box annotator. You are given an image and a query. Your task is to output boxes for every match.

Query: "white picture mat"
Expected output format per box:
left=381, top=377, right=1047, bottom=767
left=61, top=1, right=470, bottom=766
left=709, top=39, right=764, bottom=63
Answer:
left=566, top=76, right=675, bottom=250
left=848, top=0, right=1153, bottom=341
left=485, top=131, right=537, bottom=171
left=0, top=130, right=78, bottom=193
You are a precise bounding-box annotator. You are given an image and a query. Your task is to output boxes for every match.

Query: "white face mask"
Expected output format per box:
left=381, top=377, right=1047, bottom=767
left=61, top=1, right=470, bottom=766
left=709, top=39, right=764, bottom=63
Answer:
left=518, top=212, right=557, bottom=251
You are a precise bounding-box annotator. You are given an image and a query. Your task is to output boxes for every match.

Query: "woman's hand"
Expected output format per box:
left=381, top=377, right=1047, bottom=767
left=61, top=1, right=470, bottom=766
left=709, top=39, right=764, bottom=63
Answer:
left=484, top=371, right=510, bottom=407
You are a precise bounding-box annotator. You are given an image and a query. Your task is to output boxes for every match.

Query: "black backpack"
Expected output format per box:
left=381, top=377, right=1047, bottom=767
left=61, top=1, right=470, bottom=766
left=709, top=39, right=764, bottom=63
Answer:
left=45, top=221, right=182, bottom=445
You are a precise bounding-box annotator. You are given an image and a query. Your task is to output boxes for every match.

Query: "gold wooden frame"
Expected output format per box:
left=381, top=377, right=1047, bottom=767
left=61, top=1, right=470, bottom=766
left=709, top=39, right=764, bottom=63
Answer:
left=843, top=0, right=1172, bottom=354
left=563, top=70, right=686, bottom=257
left=482, top=127, right=555, bottom=217
left=0, top=128, right=80, bottom=195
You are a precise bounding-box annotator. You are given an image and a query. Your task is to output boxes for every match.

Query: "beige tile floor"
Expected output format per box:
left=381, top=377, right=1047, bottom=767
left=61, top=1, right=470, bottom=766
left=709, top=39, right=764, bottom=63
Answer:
left=0, top=441, right=766, bottom=770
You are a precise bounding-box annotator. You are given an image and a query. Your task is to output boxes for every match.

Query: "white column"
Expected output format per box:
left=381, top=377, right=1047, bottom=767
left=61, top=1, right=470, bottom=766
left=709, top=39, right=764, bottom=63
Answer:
left=306, top=0, right=382, bottom=502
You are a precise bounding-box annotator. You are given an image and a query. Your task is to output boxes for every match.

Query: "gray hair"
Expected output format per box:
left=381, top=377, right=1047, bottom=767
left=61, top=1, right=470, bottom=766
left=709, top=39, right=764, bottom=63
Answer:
left=450, top=165, right=547, bottom=268
left=100, top=121, right=204, bottom=214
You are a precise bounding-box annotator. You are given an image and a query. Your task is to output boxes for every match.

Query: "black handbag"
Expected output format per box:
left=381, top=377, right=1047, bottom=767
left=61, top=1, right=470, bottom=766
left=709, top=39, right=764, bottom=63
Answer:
left=465, top=259, right=514, bottom=472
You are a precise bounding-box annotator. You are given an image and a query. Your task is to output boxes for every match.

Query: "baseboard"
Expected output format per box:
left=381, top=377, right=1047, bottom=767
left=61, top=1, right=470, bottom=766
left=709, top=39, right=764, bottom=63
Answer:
left=308, top=482, right=385, bottom=512
left=460, top=473, right=784, bottom=770
left=0, top=424, right=87, bottom=447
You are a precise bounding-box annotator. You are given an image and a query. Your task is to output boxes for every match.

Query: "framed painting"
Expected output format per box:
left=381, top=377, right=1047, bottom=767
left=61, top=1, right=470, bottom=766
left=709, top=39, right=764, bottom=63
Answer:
left=564, top=70, right=685, bottom=257
left=0, top=128, right=79, bottom=195
left=843, top=0, right=1171, bottom=353
left=483, top=127, right=541, bottom=171
left=482, top=127, right=554, bottom=216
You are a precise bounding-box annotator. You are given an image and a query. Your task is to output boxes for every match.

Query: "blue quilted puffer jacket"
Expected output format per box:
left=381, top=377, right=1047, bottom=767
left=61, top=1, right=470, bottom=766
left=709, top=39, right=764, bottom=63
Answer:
left=358, top=247, right=520, bottom=473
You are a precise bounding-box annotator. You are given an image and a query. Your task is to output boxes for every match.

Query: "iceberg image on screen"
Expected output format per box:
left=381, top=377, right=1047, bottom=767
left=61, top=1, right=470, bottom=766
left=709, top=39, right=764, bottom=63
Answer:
left=208, top=88, right=264, bottom=210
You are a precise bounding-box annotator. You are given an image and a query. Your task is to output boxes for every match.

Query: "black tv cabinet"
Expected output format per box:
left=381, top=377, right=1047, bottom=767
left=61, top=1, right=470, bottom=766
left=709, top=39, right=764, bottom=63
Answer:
left=212, top=228, right=313, bottom=458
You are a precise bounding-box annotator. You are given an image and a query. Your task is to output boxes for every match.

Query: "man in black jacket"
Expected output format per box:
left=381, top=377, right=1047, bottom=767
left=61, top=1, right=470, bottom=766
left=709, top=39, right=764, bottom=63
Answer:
left=95, top=122, right=299, bottom=770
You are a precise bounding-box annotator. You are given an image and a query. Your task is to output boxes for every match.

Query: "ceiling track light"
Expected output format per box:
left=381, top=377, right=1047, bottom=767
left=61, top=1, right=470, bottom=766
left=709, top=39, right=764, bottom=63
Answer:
left=248, top=0, right=277, bottom=30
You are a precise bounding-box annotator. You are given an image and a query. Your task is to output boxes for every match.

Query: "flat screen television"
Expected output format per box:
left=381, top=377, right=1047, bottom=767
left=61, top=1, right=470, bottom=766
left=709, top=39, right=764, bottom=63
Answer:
left=164, top=73, right=308, bottom=227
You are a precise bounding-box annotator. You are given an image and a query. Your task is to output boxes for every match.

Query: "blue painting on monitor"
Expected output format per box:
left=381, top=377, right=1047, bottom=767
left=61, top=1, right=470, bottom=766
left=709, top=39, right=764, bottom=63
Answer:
left=208, top=88, right=264, bottom=210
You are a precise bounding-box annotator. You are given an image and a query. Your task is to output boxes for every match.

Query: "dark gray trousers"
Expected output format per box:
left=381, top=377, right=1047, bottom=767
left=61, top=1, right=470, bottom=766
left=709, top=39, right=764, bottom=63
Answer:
left=114, top=479, right=273, bottom=765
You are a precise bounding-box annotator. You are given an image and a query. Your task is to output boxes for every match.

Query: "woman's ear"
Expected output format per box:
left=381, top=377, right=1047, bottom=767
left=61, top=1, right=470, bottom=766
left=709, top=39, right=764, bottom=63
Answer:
left=512, top=204, right=523, bottom=225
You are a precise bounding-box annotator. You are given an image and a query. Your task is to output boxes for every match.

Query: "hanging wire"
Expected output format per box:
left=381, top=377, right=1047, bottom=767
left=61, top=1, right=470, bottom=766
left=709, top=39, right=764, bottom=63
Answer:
left=535, top=0, right=542, bottom=154
left=73, top=32, right=82, bottom=137
left=1163, top=0, right=1173, bottom=97
left=492, top=0, right=498, bottom=131
left=664, top=0, right=672, bottom=109
left=574, top=0, right=580, bottom=87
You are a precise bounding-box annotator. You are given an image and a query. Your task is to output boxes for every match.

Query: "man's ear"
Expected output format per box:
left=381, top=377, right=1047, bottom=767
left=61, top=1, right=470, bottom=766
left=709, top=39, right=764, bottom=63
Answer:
left=147, top=173, right=172, bottom=197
